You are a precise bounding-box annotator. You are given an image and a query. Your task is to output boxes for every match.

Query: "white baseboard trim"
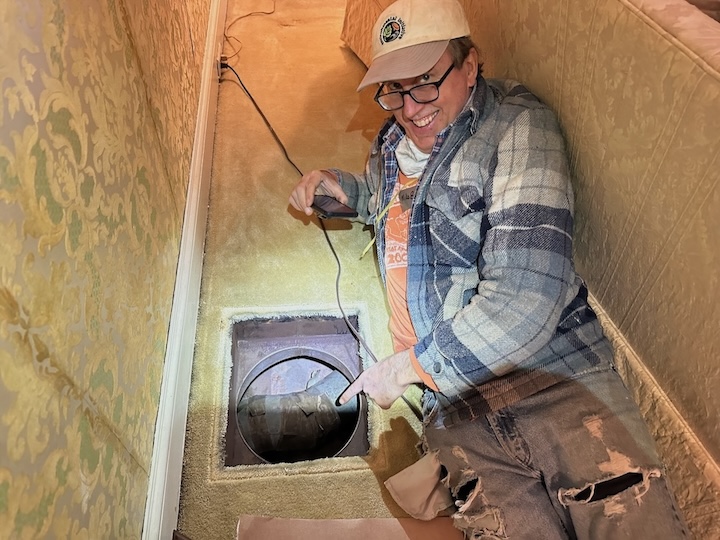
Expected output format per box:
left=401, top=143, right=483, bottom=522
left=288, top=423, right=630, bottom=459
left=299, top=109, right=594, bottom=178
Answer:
left=142, top=0, right=227, bottom=537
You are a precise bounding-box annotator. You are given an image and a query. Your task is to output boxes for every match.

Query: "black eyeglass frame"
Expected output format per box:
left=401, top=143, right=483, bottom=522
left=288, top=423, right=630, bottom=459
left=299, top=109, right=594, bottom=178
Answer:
left=373, top=64, right=456, bottom=111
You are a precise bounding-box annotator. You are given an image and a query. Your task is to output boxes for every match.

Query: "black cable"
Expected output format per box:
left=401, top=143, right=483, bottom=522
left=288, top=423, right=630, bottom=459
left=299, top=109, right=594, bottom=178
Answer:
left=222, top=63, right=303, bottom=177
left=222, top=2, right=277, bottom=63
left=221, top=64, right=424, bottom=421
left=226, top=1, right=277, bottom=34
left=317, top=218, right=380, bottom=365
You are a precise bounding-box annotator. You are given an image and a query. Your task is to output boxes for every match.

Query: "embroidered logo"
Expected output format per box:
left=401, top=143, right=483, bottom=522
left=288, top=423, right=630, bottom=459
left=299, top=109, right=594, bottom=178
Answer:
left=380, top=16, right=405, bottom=45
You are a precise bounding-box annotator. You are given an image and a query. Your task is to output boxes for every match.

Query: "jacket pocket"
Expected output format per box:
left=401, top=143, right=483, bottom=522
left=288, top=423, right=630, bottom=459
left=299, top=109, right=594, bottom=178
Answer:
left=425, top=193, right=485, bottom=269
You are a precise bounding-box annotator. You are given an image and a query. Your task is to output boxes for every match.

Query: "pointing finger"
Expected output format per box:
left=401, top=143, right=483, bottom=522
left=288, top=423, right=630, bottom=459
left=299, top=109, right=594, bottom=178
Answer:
left=337, top=377, right=363, bottom=406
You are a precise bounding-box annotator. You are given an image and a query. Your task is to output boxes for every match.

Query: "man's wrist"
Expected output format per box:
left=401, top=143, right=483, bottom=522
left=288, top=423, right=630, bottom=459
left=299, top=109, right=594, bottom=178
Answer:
left=393, top=350, right=423, bottom=386
left=319, top=169, right=339, bottom=184
left=408, top=348, right=439, bottom=391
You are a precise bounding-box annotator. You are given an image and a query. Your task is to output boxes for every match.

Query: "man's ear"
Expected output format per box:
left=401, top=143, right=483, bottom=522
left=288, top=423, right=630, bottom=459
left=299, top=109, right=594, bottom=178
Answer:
left=464, top=48, right=479, bottom=86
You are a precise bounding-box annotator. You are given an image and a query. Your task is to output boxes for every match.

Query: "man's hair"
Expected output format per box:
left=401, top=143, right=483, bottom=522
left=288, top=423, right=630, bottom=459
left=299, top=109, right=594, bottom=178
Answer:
left=448, top=37, right=484, bottom=76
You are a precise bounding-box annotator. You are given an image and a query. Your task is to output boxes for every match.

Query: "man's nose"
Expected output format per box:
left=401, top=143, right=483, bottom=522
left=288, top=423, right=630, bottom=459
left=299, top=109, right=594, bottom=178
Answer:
left=402, top=93, right=423, bottom=116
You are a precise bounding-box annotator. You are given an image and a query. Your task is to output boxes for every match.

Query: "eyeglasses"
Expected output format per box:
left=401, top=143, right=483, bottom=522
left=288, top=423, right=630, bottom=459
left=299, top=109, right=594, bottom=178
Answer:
left=374, top=64, right=456, bottom=111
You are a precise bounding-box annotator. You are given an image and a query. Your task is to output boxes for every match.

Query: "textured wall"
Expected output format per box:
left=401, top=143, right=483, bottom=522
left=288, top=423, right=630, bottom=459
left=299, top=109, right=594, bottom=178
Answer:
left=463, top=0, right=720, bottom=462
left=123, top=0, right=209, bottom=208
left=0, top=0, right=208, bottom=537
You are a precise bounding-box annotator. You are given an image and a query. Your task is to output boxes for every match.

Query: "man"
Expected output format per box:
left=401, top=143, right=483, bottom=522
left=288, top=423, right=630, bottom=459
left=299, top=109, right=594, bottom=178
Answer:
left=289, top=0, right=688, bottom=537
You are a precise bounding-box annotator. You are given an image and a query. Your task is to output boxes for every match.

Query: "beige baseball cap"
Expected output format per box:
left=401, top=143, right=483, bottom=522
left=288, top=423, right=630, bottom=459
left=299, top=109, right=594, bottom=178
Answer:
left=357, top=0, right=471, bottom=91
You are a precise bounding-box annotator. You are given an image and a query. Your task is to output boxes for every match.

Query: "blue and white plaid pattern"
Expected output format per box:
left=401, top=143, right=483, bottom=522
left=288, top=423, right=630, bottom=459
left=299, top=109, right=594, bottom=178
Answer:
left=335, top=77, right=613, bottom=422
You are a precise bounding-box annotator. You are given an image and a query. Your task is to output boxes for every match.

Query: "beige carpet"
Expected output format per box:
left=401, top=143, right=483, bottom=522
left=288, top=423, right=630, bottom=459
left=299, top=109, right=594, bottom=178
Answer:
left=176, top=0, right=429, bottom=538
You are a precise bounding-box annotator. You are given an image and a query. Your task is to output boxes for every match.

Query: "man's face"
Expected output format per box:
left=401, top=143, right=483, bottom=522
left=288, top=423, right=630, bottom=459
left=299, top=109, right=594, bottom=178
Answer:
left=384, top=48, right=478, bottom=153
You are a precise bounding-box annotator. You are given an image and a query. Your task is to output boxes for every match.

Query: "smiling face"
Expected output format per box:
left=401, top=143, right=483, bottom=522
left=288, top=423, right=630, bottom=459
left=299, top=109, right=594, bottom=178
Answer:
left=384, top=47, right=478, bottom=153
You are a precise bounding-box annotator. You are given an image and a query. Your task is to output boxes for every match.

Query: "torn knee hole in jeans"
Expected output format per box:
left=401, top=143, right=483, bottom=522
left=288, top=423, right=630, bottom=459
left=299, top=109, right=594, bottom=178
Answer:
left=450, top=476, right=508, bottom=539
left=455, top=476, right=479, bottom=508
left=439, top=447, right=507, bottom=538
left=445, top=469, right=481, bottom=512
left=558, top=469, right=662, bottom=508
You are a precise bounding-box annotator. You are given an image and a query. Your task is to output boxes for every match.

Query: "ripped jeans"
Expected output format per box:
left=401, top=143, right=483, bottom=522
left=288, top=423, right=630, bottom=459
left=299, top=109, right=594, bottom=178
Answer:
left=421, top=367, right=689, bottom=539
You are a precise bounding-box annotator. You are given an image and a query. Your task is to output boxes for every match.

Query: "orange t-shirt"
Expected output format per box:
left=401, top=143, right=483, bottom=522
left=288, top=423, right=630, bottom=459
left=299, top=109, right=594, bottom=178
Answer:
left=384, top=172, right=438, bottom=391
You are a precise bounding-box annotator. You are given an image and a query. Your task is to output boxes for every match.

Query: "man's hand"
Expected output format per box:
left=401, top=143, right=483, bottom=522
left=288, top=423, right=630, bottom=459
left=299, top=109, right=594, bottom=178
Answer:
left=338, top=350, right=422, bottom=409
left=289, top=170, right=349, bottom=216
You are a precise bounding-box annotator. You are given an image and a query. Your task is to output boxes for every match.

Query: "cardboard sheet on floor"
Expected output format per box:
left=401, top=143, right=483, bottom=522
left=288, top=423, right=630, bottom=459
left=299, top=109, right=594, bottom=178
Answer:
left=236, top=515, right=463, bottom=539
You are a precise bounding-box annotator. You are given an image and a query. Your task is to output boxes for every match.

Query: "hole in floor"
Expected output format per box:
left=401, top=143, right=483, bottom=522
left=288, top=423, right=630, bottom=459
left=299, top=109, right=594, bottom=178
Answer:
left=225, top=314, right=369, bottom=466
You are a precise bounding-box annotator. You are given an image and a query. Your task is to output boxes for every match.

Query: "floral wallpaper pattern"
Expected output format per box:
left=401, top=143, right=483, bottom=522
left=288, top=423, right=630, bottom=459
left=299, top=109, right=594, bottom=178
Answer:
left=0, top=0, right=208, bottom=537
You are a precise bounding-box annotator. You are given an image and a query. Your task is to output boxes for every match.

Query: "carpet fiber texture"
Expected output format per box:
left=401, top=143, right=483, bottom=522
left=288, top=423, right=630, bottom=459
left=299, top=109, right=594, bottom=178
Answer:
left=176, top=0, right=429, bottom=538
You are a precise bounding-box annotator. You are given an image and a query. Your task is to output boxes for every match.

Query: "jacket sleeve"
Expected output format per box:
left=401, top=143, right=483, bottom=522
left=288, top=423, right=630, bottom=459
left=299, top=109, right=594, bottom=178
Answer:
left=329, top=165, right=376, bottom=224
left=328, top=125, right=388, bottom=224
left=413, top=105, right=579, bottom=397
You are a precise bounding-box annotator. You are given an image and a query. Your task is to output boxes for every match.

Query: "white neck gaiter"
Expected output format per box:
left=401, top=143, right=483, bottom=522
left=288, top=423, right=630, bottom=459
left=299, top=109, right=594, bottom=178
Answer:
left=395, top=136, right=430, bottom=178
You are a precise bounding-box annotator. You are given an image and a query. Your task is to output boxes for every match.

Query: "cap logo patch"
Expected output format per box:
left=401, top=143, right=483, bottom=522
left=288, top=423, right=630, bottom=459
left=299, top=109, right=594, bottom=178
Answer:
left=380, top=16, right=405, bottom=45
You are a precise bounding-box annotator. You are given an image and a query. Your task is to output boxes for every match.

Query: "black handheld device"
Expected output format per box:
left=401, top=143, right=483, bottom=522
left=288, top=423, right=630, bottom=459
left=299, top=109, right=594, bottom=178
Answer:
left=311, top=195, right=358, bottom=219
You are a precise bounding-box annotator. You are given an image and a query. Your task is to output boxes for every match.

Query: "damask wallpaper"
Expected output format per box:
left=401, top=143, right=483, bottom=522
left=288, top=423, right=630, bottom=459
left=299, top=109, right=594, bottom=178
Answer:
left=0, top=0, right=208, bottom=537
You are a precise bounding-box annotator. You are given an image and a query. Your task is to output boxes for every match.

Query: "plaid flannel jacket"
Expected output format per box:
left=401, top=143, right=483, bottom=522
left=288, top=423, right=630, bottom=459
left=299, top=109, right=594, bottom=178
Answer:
left=334, top=76, right=614, bottom=425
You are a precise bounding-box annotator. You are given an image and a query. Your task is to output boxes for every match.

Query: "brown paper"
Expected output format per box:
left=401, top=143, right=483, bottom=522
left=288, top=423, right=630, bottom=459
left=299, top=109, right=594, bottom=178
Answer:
left=384, top=451, right=455, bottom=520
left=235, top=515, right=463, bottom=539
